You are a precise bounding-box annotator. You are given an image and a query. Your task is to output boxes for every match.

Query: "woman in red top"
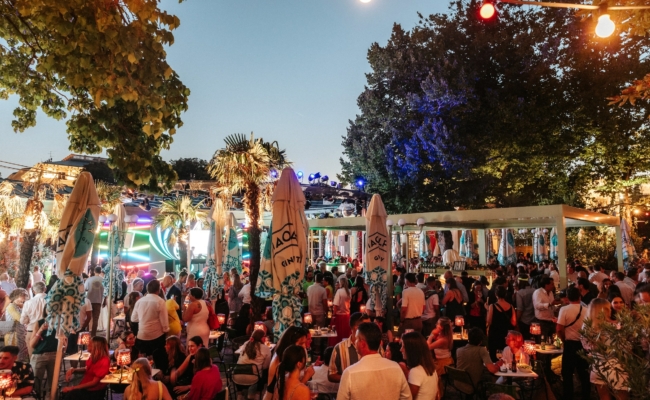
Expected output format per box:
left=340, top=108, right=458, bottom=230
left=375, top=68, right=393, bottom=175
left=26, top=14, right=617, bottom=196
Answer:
left=63, top=336, right=110, bottom=400
left=180, top=348, right=222, bottom=400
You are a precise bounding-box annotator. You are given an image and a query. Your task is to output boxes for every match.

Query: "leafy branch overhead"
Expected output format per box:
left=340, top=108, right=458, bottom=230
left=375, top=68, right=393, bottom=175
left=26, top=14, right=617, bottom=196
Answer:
left=0, top=0, right=190, bottom=190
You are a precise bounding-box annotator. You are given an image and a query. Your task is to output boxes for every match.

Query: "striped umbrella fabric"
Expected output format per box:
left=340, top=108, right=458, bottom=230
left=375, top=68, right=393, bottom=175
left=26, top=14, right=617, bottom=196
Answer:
left=459, top=230, right=474, bottom=260
left=222, top=213, right=242, bottom=275
left=419, top=231, right=431, bottom=258
left=497, top=229, right=517, bottom=266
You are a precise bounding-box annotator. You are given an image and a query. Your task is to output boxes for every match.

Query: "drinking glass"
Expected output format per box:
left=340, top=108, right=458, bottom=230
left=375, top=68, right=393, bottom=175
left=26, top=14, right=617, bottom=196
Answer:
left=307, top=381, right=318, bottom=400
left=496, top=350, right=502, bottom=360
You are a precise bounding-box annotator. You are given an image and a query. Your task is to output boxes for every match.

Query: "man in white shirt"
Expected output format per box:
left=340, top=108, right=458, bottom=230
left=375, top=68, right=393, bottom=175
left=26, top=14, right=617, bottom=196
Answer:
left=611, top=271, right=635, bottom=307
left=400, top=273, right=425, bottom=335
left=31, top=266, right=44, bottom=285
left=442, top=248, right=462, bottom=266
left=307, top=274, right=329, bottom=327
left=131, top=279, right=169, bottom=356
left=422, top=276, right=440, bottom=336
left=588, top=265, right=608, bottom=289
left=338, top=322, right=411, bottom=400
left=638, top=263, right=650, bottom=283
left=239, top=283, right=251, bottom=305
left=532, top=276, right=561, bottom=337
left=566, top=265, right=578, bottom=287
left=415, top=273, right=427, bottom=290
left=84, top=266, right=104, bottom=338
left=20, top=282, right=46, bottom=358
left=624, top=267, right=639, bottom=290
left=556, top=287, right=589, bottom=400
left=0, top=273, right=16, bottom=295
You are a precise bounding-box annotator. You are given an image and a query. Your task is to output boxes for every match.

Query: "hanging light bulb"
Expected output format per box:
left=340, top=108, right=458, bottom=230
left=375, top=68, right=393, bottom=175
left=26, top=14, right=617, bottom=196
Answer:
left=595, top=14, right=615, bottom=38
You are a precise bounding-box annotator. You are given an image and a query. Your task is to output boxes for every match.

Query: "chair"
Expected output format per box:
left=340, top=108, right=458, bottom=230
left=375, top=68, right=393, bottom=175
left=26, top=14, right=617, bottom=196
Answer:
left=516, top=360, right=548, bottom=400
left=228, top=364, right=260, bottom=399
left=230, top=335, right=251, bottom=362
left=444, top=366, right=479, bottom=399
left=213, top=387, right=228, bottom=400
left=209, top=345, right=223, bottom=362
left=483, top=382, right=521, bottom=400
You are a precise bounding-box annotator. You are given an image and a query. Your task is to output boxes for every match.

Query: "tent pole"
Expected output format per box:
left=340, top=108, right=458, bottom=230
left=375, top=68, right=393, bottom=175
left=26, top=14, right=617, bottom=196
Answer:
left=615, top=225, right=624, bottom=273
left=386, top=227, right=394, bottom=329
left=557, top=218, right=568, bottom=288
left=106, top=224, right=114, bottom=341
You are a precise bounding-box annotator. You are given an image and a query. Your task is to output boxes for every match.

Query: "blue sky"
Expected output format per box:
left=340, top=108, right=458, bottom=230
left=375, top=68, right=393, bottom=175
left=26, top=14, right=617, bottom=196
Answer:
left=0, top=0, right=448, bottom=182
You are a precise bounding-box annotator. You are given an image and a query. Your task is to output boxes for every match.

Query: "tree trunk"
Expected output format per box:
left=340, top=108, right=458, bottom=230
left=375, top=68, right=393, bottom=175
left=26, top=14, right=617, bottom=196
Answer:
left=178, top=239, right=188, bottom=272
left=17, top=230, right=38, bottom=288
left=89, top=232, right=101, bottom=270
left=245, top=183, right=264, bottom=322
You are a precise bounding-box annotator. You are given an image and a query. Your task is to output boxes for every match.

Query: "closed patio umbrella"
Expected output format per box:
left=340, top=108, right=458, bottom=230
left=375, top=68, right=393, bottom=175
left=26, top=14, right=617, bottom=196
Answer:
left=550, top=228, right=558, bottom=261
left=364, top=194, right=389, bottom=316
left=533, top=228, right=547, bottom=263
left=621, top=218, right=637, bottom=264
left=497, top=229, right=517, bottom=266
left=223, top=212, right=242, bottom=275
left=256, top=168, right=308, bottom=338
left=419, top=231, right=431, bottom=259
left=48, top=171, right=100, bottom=400
left=459, top=230, right=474, bottom=260
left=102, top=203, right=126, bottom=300
left=204, top=199, right=227, bottom=300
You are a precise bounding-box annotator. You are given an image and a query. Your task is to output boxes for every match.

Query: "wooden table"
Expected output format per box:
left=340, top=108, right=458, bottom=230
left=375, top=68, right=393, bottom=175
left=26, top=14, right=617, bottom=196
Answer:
left=535, top=346, right=563, bottom=355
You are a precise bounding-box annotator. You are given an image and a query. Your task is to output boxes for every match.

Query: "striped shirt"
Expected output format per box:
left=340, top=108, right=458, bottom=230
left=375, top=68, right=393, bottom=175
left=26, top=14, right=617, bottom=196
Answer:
left=329, top=337, right=385, bottom=377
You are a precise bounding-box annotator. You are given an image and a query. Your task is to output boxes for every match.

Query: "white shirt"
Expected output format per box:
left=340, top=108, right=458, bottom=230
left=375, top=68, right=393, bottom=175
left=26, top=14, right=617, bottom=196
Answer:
left=557, top=303, right=586, bottom=341
left=549, top=271, right=560, bottom=287
left=422, top=292, right=439, bottom=321
left=311, top=364, right=340, bottom=394
left=623, top=277, right=637, bottom=291
left=307, top=283, right=328, bottom=316
left=416, top=283, right=427, bottom=290
left=31, top=271, right=44, bottom=284
left=408, top=366, right=438, bottom=400
left=402, top=286, right=425, bottom=319
left=334, top=289, right=351, bottom=314
left=532, top=288, right=555, bottom=322
left=0, top=281, right=16, bottom=294
left=589, top=271, right=608, bottom=288
left=239, top=283, right=251, bottom=304
left=131, top=293, right=170, bottom=340
left=502, top=346, right=530, bottom=365
left=615, top=281, right=634, bottom=307
left=338, top=354, right=411, bottom=400
left=442, top=249, right=461, bottom=266
left=84, top=275, right=104, bottom=304
left=20, top=293, right=46, bottom=331
left=638, top=269, right=650, bottom=283
left=236, top=342, right=272, bottom=372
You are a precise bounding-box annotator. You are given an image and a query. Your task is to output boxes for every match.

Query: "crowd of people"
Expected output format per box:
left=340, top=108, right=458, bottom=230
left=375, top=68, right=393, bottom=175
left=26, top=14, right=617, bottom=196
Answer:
left=0, top=253, right=647, bottom=400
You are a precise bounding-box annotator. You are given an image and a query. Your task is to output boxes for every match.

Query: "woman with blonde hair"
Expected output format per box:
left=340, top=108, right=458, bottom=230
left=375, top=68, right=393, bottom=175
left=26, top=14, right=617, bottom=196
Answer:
left=583, top=298, right=629, bottom=400
left=427, top=317, right=454, bottom=397
left=5, top=288, right=28, bottom=361
left=62, top=337, right=111, bottom=399
left=330, top=275, right=352, bottom=346
left=124, top=358, right=172, bottom=400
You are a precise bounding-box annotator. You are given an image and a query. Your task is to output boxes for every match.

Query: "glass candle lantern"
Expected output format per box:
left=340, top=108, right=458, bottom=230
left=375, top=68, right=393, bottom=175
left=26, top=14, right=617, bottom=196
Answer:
left=455, top=316, right=465, bottom=337
left=327, top=300, right=333, bottom=308
left=77, top=331, right=91, bottom=346
left=303, top=313, right=313, bottom=325
left=523, top=340, right=536, bottom=357
left=217, top=314, right=226, bottom=325
left=0, top=369, right=12, bottom=389
left=359, top=304, right=366, bottom=313
left=530, top=323, right=541, bottom=336
left=116, top=348, right=131, bottom=383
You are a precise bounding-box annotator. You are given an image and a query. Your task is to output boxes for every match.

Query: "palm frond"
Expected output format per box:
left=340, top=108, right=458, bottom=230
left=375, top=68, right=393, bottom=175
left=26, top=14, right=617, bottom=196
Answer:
left=95, top=181, right=123, bottom=214
left=153, top=196, right=207, bottom=244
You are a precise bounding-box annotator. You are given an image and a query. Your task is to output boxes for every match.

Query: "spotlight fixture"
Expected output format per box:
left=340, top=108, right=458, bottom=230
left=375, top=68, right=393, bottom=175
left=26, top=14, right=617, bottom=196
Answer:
left=330, top=181, right=338, bottom=187
left=270, top=170, right=278, bottom=179
left=320, top=175, right=329, bottom=182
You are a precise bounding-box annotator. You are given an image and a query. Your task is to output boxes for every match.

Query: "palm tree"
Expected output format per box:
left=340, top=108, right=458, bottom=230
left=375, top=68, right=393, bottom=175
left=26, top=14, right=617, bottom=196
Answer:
left=154, top=196, right=206, bottom=271
left=89, top=181, right=123, bottom=269
left=0, top=182, right=24, bottom=240
left=208, top=133, right=290, bottom=312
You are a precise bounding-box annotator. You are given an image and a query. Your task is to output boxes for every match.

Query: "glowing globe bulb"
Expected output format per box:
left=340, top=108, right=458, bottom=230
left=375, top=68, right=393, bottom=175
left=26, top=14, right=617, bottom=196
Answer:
left=479, top=3, right=496, bottom=20
left=595, top=14, right=615, bottom=38
left=360, top=0, right=371, bottom=3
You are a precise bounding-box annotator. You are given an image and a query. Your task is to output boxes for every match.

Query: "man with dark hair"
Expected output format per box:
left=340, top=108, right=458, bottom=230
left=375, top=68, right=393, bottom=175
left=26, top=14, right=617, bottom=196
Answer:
left=131, top=278, right=169, bottom=356
left=635, top=283, right=650, bottom=306
left=576, top=278, right=595, bottom=306
left=328, top=312, right=378, bottom=383
left=307, top=273, right=328, bottom=328
left=556, top=286, right=589, bottom=400
left=331, top=266, right=341, bottom=278
left=488, top=277, right=509, bottom=306
left=141, top=268, right=158, bottom=295
left=0, top=346, right=35, bottom=399
left=84, top=266, right=104, bottom=338
left=515, top=275, right=535, bottom=339
left=639, top=263, right=650, bottom=284
left=338, top=323, right=410, bottom=400
left=611, top=271, right=634, bottom=306
left=311, top=346, right=339, bottom=394
left=416, top=272, right=426, bottom=290
left=533, top=276, right=561, bottom=337
left=422, top=276, right=440, bottom=336
left=399, top=273, right=424, bottom=334
left=624, top=267, right=639, bottom=290
left=456, top=328, right=502, bottom=393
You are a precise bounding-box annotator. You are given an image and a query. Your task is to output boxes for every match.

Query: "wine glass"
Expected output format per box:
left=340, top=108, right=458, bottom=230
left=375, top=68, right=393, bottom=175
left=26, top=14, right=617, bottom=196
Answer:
left=496, top=350, right=503, bottom=360
left=307, top=381, right=319, bottom=400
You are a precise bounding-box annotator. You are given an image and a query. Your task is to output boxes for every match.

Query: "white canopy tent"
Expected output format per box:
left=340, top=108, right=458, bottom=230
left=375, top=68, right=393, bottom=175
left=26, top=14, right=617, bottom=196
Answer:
left=308, top=204, right=622, bottom=288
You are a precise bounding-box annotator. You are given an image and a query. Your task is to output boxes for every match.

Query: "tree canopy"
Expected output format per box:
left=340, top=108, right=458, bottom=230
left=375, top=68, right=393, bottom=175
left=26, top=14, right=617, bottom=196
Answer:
left=0, top=0, right=189, bottom=190
left=171, top=158, right=211, bottom=181
left=340, top=0, right=650, bottom=215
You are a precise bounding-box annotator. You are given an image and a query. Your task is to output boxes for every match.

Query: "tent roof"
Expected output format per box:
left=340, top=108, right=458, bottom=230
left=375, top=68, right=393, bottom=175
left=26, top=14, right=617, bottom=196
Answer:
left=307, top=204, right=619, bottom=231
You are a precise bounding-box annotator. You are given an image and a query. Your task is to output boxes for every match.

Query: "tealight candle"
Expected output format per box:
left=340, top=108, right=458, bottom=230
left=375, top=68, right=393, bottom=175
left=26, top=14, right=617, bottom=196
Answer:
left=303, top=313, right=313, bottom=324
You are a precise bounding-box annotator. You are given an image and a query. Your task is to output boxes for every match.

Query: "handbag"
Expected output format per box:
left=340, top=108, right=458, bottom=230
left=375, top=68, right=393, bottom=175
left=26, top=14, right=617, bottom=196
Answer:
left=205, top=301, right=220, bottom=330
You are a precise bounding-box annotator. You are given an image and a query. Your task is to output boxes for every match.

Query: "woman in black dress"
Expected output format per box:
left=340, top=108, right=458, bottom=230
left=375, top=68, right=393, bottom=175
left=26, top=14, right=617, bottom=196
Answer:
left=350, top=276, right=368, bottom=314
left=441, top=278, right=465, bottom=324
left=486, top=286, right=517, bottom=361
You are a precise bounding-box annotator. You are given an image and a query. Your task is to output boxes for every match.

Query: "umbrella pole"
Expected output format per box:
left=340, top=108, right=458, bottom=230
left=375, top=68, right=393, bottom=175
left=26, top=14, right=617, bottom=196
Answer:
left=106, top=226, right=114, bottom=341
left=50, top=316, right=64, bottom=400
